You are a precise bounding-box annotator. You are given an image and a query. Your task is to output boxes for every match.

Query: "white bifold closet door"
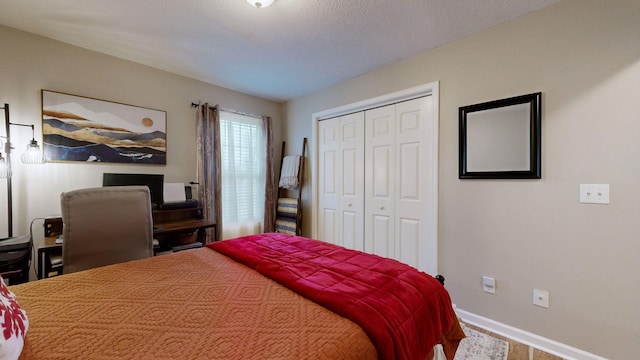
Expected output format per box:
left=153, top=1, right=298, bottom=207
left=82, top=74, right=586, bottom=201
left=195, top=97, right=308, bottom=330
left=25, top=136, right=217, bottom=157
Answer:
left=317, top=96, right=432, bottom=272
left=364, top=97, right=431, bottom=270
left=317, top=112, right=365, bottom=250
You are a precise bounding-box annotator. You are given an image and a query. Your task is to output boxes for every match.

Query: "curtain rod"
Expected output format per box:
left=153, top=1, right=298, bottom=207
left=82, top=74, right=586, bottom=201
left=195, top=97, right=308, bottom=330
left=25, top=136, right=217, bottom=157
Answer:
left=191, top=102, right=216, bottom=109
left=191, top=102, right=262, bottom=119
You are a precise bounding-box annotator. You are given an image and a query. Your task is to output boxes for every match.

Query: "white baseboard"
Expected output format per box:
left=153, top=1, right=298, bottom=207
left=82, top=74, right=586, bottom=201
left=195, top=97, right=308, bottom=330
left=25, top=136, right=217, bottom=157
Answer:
left=455, top=308, right=609, bottom=360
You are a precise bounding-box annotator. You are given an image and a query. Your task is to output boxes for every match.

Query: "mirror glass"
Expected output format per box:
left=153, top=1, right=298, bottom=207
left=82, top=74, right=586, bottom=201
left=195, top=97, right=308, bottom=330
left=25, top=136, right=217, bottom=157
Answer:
left=459, top=93, right=541, bottom=179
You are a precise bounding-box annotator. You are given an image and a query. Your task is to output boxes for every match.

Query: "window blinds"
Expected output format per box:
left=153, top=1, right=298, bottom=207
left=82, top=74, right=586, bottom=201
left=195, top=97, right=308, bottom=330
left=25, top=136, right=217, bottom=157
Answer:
left=219, top=111, right=265, bottom=230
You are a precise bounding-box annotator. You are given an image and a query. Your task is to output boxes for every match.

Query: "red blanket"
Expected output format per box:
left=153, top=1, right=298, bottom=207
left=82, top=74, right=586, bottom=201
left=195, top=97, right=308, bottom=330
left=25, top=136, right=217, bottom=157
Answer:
left=208, top=233, right=462, bottom=360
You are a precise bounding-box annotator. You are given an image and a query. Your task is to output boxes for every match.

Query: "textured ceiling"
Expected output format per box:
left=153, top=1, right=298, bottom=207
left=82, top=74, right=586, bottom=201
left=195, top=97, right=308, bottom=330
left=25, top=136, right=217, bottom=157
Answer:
left=0, top=0, right=560, bottom=102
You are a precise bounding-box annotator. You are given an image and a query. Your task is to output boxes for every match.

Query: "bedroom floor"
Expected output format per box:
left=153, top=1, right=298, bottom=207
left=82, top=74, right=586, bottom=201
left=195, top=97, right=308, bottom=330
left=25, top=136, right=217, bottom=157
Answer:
left=463, top=323, right=565, bottom=360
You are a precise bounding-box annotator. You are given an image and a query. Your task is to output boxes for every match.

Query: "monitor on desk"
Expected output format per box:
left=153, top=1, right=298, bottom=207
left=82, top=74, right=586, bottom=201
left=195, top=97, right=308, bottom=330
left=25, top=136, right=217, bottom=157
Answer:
left=102, top=173, right=164, bottom=208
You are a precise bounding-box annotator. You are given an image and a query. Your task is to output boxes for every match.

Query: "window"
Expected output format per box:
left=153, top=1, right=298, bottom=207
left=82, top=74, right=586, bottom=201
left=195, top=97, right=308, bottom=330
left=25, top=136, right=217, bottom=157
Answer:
left=219, top=111, right=265, bottom=238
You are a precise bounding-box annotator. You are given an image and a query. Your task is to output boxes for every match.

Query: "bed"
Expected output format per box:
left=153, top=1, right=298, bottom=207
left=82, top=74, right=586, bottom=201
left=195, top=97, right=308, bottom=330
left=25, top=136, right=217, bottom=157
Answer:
left=8, top=233, right=464, bottom=359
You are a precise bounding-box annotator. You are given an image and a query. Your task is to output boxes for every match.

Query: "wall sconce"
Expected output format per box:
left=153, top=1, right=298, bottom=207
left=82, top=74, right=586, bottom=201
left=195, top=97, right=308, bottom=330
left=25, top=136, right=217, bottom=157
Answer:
left=1, top=103, right=45, bottom=237
left=246, top=0, right=274, bottom=8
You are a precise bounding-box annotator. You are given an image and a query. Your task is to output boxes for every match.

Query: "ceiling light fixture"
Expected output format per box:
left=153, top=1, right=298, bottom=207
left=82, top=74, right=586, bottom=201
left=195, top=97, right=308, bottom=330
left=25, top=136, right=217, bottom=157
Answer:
left=246, top=0, right=274, bottom=8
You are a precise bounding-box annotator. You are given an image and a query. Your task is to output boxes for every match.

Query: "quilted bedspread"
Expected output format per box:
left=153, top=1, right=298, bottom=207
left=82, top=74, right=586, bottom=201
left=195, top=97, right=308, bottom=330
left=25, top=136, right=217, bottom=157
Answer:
left=10, top=247, right=377, bottom=359
left=208, top=233, right=465, bottom=360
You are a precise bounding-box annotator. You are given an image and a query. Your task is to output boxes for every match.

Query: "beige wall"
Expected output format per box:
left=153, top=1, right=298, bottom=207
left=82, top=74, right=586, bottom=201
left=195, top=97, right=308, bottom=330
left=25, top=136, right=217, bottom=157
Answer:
left=0, top=25, right=282, bottom=241
left=284, top=0, right=640, bottom=358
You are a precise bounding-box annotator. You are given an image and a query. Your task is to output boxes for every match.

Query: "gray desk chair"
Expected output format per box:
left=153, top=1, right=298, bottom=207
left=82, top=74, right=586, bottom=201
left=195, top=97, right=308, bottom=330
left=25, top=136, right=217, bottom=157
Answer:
left=60, top=186, right=154, bottom=274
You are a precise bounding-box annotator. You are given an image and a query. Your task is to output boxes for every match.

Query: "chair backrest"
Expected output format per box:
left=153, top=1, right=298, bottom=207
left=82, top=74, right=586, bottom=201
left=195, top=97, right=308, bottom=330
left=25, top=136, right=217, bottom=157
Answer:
left=61, top=186, right=154, bottom=274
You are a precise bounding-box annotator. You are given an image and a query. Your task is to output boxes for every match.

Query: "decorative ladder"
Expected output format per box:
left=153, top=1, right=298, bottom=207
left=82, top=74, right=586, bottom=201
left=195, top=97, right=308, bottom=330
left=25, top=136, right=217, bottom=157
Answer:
left=274, top=138, right=307, bottom=235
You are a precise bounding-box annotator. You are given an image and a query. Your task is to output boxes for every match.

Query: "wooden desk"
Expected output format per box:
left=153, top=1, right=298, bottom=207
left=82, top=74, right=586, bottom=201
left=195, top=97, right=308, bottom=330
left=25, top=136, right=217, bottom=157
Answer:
left=152, top=207, right=217, bottom=243
left=37, top=208, right=216, bottom=279
left=37, top=236, right=63, bottom=280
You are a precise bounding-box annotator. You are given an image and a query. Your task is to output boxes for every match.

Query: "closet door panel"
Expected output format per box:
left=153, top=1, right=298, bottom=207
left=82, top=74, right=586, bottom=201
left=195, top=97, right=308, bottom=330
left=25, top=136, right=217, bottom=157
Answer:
left=370, top=214, right=393, bottom=258
left=320, top=208, right=338, bottom=244
left=398, top=217, right=420, bottom=269
left=339, top=112, right=364, bottom=251
left=399, top=142, right=420, bottom=200
left=394, top=97, right=429, bottom=270
left=318, top=118, right=341, bottom=245
left=341, top=148, right=359, bottom=250
left=364, top=105, right=395, bottom=256
left=373, top=146, right=393, bottom=197
left=341, top=211, right=358, bottom=250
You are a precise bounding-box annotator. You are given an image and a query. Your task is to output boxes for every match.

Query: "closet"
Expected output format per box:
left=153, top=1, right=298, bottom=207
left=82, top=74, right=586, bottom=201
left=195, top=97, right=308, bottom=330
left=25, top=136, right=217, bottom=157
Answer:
left=317, top=95, right=435, bottom=272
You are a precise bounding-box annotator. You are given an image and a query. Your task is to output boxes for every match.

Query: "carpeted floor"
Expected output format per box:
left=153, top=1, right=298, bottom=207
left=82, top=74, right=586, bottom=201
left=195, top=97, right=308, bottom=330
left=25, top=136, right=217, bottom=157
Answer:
left=454, top=323, right=509, bottom=360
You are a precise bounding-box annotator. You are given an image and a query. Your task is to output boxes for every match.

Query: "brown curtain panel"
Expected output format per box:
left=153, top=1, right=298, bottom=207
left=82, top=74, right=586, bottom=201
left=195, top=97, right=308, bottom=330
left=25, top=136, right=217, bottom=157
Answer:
left=262, top=116, right=276, bottom=232
left=196, top=103, right=222, bottom=242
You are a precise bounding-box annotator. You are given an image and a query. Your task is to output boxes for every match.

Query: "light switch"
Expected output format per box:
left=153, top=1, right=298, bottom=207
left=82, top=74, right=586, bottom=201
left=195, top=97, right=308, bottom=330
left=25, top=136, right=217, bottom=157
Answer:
left=579, top=184, right=609, bottom=204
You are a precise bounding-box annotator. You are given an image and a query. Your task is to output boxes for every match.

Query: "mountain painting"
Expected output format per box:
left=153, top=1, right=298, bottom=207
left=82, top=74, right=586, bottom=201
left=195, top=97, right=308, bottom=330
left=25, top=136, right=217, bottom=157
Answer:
left=41, top=90, right=167, bottom=165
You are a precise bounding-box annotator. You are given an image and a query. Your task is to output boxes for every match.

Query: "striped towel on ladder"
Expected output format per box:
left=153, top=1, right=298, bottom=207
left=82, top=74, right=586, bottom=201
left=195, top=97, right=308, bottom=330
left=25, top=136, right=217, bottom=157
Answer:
left=275, top=198, right=299, bottom=235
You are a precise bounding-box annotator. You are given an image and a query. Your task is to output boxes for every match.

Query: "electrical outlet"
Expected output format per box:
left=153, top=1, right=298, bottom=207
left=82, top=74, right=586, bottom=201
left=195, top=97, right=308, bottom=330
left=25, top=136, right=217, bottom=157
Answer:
left=533, top=288, right=549, bottom=308
left=482, top=276, right=495, bottom=294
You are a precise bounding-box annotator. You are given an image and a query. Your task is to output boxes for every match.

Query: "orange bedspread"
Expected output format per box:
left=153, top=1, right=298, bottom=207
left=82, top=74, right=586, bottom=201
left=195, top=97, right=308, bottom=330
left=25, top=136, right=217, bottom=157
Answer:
left=10, top=248, right=378, bottom=359
left=209, top=233, right=465, bottom=360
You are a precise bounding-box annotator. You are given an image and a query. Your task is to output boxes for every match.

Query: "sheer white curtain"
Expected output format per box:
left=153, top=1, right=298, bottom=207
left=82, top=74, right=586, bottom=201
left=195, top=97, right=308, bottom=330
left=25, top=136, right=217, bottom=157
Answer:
left=220, top=110, right=265, bottom=239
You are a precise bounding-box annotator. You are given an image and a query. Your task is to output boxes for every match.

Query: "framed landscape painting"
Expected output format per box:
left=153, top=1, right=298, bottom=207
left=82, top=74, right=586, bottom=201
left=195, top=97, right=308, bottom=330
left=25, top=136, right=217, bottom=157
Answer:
left=41, top=90, right=167, bottom=164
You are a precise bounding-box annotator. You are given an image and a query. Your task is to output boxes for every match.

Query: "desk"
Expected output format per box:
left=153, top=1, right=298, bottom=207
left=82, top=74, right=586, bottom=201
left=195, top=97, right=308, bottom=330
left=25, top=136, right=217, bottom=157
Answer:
left=152, top=206, right=217, bottom=243
left=37, top=236, right=63, bottom=280
left=37, top=208, right=216, bottom=279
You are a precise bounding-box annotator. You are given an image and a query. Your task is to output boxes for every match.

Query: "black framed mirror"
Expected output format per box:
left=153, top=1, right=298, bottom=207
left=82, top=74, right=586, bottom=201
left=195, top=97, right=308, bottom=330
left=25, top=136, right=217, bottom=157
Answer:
left=459, top=92, right=541, bottom=179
